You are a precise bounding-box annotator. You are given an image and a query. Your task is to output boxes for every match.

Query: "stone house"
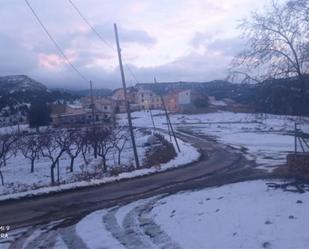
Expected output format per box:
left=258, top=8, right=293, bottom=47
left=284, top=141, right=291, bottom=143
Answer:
left=50, top=103, right=114, bottom=128
left=136, top=89, right=162, bottom=110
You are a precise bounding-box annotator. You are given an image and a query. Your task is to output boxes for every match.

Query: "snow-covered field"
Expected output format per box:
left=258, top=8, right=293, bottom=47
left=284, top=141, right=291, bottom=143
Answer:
left=121, top=111, right=309, bottom=171
left=151, top=180, right=309, bottom=249
left=0, top=125, right=200, bottom=201
left=3, top=180, right=308, bottom=249
left=0, top=129, right=147, bottom=195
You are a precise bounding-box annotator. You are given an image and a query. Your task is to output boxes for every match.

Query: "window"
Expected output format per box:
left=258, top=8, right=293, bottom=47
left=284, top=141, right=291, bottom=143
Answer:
left=104, top=106, right=107, bottom=110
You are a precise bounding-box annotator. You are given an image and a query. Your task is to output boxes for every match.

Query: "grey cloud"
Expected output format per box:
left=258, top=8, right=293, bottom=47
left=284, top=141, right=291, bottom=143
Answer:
left=207, top=37, right=245, bottom=56
left=191, top=32, right=213, bottom=48
left=33, top=50, right=229, bottom=90
left=0, top=34, right=37, bottom=75
left=122, top=52, right=229, bottom=85
left=191, top=32, right=245, bottom=57
left=92, top=25, right=156, bottom=46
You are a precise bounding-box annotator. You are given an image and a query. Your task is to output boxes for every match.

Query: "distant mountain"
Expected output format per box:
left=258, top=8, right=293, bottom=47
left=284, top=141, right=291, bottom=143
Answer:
left=0, top=75, right=79, bottom=118
left=0, top=75, right=47, bottom=93
left=53, top=88, right=113, bottom=97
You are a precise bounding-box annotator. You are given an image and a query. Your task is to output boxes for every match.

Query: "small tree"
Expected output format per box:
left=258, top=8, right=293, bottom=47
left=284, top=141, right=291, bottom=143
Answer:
left=66, top=129, right=83, bottom=172
left=39, top=129, right=70, bottom=185
left=112, top=129, right=129, bottom=165
left=96, top=128, right=113, bottom=172
left=18, top=134, right=40, bottom=173
left=86, top=128, right=99, bottom=159
left=0, top=134, right=18, bottom=185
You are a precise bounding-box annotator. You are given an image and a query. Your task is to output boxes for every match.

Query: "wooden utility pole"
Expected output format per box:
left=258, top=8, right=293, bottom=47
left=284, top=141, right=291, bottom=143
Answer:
left=90, top=80, right=95, bottom=125
left=90, top=80, right=98, bottom=158
left=154, top=77, right=180, bottom=152
left=149, top=108, right=156, bottom=132
left=114, top=23, right=140, bottom=168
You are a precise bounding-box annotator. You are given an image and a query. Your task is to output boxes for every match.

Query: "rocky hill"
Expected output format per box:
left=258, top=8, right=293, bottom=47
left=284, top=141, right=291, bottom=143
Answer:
left=0, top=75, right=79, bottom=120
left=0, top=75, right=47, bottom=93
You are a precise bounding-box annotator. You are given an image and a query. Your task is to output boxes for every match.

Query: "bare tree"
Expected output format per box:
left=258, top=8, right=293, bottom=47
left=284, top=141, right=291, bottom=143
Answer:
left=113, top=129, right=129, bottom=165
left=18, top=134, right=40, bottom=173
left=39, top=129, right=70, bottom=185
left=81, top=138, right=90, bottom=166
left=96, top=128, right=113, bottom=172
left=230, top=0, right=309, bottom=93
left=0, top=134, right=17, bottom=186
left=87, top=128, right=99, bottom=159
left=66, top=129, right=83, bottom=172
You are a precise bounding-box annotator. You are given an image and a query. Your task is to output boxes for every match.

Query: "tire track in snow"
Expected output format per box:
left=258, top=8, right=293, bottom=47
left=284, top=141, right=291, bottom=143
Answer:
left=103, top=197, right=182, bottom=249
left=7, top=221, right=64, bottom=249
left=103, top=207, right=153, bottom=249
left=137, top=198, right=182, bottom=249
left=23, top=229, right=57, bottom=249
left=8, top=227, right=37, bottom=249
left=59, top=226, right=90, bottom=249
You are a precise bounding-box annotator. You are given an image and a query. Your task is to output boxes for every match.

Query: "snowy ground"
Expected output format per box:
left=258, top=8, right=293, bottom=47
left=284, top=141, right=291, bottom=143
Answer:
left=0, top=129, right=147, bottom=195
left=3, top=180, right=309, bottom=249
left=120, top=111, right=309, bottom=171
left=0, top=125, right=199, bottom=201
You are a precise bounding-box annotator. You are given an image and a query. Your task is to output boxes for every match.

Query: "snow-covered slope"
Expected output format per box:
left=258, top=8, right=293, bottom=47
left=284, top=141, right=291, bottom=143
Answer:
left=0, top=75, right=46, bottom=92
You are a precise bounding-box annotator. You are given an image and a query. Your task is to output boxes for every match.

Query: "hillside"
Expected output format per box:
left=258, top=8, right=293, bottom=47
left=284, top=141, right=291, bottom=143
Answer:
left=0, top=75, right=79, bottom=122
left=0, top=75, right=47, bottom=93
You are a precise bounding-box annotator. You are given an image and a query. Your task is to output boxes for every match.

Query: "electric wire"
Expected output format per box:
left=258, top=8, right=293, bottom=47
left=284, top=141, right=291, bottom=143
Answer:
left=67, top=0, right=141, bottom=86
left=67, top=0, right=116, bottom=51
left=24, top=0, right=88, bottom=82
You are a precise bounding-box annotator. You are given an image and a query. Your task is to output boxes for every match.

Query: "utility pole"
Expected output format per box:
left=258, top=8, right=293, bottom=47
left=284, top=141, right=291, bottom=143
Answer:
left=90, top=80, right=95, bottom=125
left=154, top=77, right=180, bottom=152
left=114, top=23, right=140, bottom=168
left=90, top=80, right=98, bottom=158
left=149, top=108, right=156, bottom=132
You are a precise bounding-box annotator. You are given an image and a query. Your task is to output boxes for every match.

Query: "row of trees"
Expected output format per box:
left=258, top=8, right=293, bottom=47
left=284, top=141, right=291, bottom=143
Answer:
left=0, top=127, right=130, bottom=186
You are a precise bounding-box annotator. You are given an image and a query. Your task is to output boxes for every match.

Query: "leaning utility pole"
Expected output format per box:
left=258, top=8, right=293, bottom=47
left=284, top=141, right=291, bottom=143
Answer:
left=154, top=77, right=180, bottom=152
left=90, top=80, right=95, bottom=126
left=114, top=23, right=140, bottom=168
left=90, top=80, right=98, bottom=158
left=149, top=108, right=157, bottom=132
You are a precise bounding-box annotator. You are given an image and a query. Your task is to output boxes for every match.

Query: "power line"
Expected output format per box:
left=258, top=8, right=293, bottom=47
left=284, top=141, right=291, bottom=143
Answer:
left=125, top=65, right=141, bottom=84
left=67, top=0, right=142, bottom=86
left=67, top=0, right=115, bottom=51
left=24, top=0, right=88, bottom=82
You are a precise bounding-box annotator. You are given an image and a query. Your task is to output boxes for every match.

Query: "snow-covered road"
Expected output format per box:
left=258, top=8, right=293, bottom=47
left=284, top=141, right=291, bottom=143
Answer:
left=3, top=180, right=309, bottom=249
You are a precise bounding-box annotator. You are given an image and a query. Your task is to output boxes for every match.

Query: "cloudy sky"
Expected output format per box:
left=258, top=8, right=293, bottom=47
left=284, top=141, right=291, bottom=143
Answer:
left=0, top=0, right=270, bottom=89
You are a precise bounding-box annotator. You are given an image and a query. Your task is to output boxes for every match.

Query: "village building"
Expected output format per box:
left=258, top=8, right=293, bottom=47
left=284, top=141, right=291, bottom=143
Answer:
left=111, top=85, right=209, bottom=113
left=136, top=89, right=162, bottom=110
left=164, top=89, right=208, bottom=113
left=112, top=87, right=139, bottom=112
left=50, top=102, right=114, bottom=128
left=80, top=96, right=115, bottom=114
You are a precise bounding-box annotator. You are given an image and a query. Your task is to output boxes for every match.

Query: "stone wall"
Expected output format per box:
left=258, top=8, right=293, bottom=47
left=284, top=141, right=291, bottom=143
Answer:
left=287, top=153, right=309, bottom=175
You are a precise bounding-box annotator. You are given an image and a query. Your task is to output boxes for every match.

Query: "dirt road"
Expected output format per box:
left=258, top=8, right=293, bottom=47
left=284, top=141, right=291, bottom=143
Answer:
left=0, top=129, right=268, bottom=231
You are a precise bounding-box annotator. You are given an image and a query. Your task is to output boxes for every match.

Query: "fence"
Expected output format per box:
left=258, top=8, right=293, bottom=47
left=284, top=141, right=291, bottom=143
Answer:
left=294, top=123, right=309, bottom=153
